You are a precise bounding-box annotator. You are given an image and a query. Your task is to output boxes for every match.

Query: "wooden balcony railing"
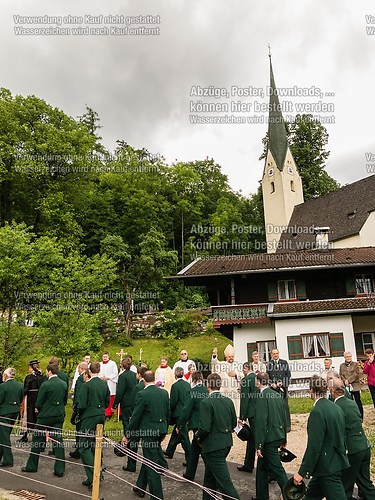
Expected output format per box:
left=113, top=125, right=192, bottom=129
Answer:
left=211, top=303, right=269, bottom=325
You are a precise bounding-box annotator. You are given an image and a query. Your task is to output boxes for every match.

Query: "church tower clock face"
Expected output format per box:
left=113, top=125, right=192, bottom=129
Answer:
left=268, top=168, right=274, bottom=176
left=287, top=166, right=293, bottom=175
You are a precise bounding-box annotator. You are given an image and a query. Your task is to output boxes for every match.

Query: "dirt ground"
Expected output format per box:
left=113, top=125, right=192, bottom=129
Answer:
left=225, top=403, right=375, bottom=479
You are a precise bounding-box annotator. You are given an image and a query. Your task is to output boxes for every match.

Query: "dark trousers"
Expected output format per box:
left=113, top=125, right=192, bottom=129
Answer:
left=369, top=385, right=375, bottom=408
left=305, top=471, right=347, bottom=499
left=78, top=415, right=105, bottom=484
left=343, top=447, right=375, bottom=499
left=25, top=417, right=65, bottom=475
left=202, top=447, right=239, bottom=500
left=165, top=424, right=190, bottom=461
left=26, top=393, right=38, bottom=431
left=255, top=439, right=288, bottom=500
left=351, top=391, right=364, bottom=418
left=185, top=429, right=202, bottom=480
left=0, top=414, right=18, bottom=466
left=136, top=438, right=165, bottom=500
left=243, top=416, right=255, bottom=471
left=126, top=435, right=140, bottom=471
left=120, top=406, right=132, bottom=435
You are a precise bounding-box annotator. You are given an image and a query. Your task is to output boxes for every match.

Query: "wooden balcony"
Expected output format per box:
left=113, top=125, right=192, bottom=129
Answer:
left=211, top=303, right=270, bottom=326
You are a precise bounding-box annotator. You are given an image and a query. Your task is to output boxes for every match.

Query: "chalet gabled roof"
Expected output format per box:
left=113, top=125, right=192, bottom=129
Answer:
left=175, top=246, right=375, bottom=278
left=279, top=175, right=375, bottom=250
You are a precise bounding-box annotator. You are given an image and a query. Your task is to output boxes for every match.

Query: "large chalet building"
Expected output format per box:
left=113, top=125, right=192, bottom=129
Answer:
left=174, top=56, right=375, bottom=388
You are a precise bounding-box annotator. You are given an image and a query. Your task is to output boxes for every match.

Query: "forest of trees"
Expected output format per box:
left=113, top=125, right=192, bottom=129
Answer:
left=0, top=88, right=339, bottom=367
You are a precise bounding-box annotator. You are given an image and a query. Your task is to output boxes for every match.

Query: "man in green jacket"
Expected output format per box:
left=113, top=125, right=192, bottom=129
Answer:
left=238, top=362, right=258, bottom=473
left=293, top=375, right=350, bottom=499
left=78, top=361, right=110, bottom=488
left=123, top=365, right=147, bottom=473
left=164, top=367, right=190, bottom=461
left=254, top=372, right=288, bottom=500
left=49, top=357, right=69, bottom=387
left=22, top=364, right=68, bottom=476
left=178, top=370, right=208, bottom=481
left=196, top=373, right=239, bottom=500
left=113, top=356, right=137, bottom=435
left=330, top=377, right=375, bottom=499
left=124, top=370, right=170, bottom=499
left=0, top=368, right=24, bottom=467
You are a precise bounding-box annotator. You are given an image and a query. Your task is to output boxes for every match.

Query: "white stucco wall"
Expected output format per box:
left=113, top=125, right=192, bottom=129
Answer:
left=233, top=322, right=276, bottom=365
left=332, top=234, right=361, bottom=249
left=275, top=315, right=355, bottom=380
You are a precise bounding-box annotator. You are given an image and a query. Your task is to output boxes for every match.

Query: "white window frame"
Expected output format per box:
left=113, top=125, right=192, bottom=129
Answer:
left=361, top=332, right=375, bottom=352
left=257, top=340, right=277, bottom=363
left=277, top=280, right=296, bottom=300
left=301, top=333, right=330, bottom=359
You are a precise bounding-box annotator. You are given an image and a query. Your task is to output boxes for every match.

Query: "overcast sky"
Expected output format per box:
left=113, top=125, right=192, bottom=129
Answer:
left=1, top=0, right=375, bottom=196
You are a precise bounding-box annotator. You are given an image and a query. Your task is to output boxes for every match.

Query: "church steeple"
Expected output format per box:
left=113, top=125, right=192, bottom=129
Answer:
left=261, top=51, right=304, bottom=253
left=268, top=55, right=289, bottom=171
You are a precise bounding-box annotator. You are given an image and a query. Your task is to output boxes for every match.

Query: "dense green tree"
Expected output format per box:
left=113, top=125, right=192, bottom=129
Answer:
left=0, top=222, right=64, bottom=367
left=287, top=114, right=339, bottom=199
left=101, top=229, right=178, bottom=336
left=36, top=252, right=118, bottom=373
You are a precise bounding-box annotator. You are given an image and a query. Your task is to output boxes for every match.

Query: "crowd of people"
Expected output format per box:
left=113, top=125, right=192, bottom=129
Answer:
left=0, top=346, right=374, bottom=499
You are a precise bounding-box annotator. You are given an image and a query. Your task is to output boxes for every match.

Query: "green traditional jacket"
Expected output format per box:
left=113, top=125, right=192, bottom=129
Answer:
left=239, top=372, right=258, bottom=421
left=127, top=384, right=170, bottom=441
left=35, top=375, right=68, bottom=420
left=0, top=379, right=24, bottom=416
left=299, top=397, right=350, bottom=478
left=58, top=371, right=69, bottom=387
left=254, top=387, right=286, bottom=450
left=78, top=376, right=110, bottom=419
left=113, top=369, right=137, bottom=409
left=130, top=379, right=145, bottom=412
left=178, top=383, right=209, bottom=431
left=170, top=378, right=190, bottom=420
left=196, top=391, right=237, bottom=454
left=73, top=373, right=84, bottom=408
left=335, top=395, right=369, bottom=455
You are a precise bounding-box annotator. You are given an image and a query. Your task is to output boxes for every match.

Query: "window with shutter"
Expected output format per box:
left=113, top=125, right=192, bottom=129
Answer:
left=247, top=342, right=257, bottom=361
left=267, top=282, right=278, bottom=302
left=329, top=332, right=345, bottom=357
left=287, top=335, right=303, bottom=360
left=345, top=276, right=356, bottom=297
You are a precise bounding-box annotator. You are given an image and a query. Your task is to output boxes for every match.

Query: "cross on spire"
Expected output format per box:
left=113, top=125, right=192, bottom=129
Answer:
left=268, top=43, right=272, bottom=58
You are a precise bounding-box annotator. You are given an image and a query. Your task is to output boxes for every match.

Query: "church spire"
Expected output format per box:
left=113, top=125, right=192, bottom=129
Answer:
left=261, top=50, right=304, bottom=253
left=267, top=54, right=289, bottom=171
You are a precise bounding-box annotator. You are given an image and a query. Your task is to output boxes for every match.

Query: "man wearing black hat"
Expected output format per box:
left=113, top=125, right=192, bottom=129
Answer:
left=20, top=360, right=44, bottom=443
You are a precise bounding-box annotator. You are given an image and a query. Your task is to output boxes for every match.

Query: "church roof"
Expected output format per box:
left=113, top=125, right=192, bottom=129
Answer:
left=267, top=57, right=289, bottom=171
left=175, top=246, right=375, bottom=278
left=279, top=174, right=375, bottom=250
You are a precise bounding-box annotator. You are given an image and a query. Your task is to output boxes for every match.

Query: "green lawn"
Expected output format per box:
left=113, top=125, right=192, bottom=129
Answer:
left=14, top=332, right=229, bottom=380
